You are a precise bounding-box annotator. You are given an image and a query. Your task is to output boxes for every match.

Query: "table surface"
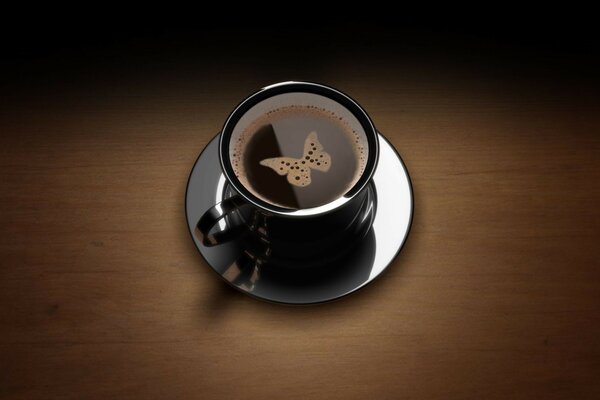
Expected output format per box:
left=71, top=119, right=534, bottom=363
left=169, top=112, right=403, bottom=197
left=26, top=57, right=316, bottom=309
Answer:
left=1, top=40, right=600, bottom=399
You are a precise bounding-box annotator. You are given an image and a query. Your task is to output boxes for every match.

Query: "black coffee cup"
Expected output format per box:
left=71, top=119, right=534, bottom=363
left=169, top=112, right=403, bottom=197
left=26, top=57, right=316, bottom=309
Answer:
left=195, top=81, right=379, bottom=264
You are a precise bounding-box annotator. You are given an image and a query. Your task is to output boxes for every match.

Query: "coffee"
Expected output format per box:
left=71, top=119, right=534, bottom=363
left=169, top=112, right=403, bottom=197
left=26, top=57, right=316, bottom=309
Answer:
left=231, top=105, right=368, bottom=209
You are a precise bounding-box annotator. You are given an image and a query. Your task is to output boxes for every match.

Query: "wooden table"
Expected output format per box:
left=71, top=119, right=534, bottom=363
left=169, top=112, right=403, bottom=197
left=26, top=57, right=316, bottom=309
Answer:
left=1, top=38, right=599, bottom=399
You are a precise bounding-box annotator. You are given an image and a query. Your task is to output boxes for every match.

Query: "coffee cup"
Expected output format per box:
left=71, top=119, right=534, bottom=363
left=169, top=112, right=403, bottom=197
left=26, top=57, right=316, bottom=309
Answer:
left=195, top=81, right=379, bottom=264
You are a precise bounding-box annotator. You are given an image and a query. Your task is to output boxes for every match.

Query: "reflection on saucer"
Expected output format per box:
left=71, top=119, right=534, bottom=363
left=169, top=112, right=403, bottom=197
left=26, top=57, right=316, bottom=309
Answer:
left=254, top=230, right=376, bottom=302
left=223, top=255, right=261, bottom=293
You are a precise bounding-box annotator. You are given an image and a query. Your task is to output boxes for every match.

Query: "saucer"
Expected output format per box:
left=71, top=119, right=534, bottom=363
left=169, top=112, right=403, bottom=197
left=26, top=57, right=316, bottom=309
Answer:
left=185, top=133, right=413, bottom=304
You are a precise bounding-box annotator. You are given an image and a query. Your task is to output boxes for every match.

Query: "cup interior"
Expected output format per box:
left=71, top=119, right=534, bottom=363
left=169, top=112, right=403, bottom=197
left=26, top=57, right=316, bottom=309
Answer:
left=220, top=82, right=379, bottom=216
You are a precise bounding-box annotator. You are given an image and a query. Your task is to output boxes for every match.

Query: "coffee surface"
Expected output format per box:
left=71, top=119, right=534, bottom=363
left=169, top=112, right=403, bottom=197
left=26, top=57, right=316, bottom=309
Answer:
left=231, top=105, right=368, bottom=209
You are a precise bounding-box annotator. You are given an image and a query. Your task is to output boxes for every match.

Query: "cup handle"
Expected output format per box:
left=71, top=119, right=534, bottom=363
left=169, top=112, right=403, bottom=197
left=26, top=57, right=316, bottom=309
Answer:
left=195, top=195, right=253, bottom=246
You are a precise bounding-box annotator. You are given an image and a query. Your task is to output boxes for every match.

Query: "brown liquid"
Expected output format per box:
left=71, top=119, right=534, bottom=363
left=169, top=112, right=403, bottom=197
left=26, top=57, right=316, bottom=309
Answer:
left=231, top=106, right=368, bottom=209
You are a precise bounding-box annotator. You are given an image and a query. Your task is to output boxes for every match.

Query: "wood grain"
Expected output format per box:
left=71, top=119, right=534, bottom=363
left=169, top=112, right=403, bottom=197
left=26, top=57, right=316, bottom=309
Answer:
left=1, top=60, right=599, bottom=399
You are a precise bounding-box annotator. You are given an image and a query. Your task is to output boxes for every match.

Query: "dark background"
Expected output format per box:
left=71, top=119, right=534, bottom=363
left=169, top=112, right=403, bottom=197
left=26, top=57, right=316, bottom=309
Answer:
left=2, top=9, right=599, bottom=88
left=2, top=10, right=599, bottom=125
left=1, top=9, right=599, bottom=400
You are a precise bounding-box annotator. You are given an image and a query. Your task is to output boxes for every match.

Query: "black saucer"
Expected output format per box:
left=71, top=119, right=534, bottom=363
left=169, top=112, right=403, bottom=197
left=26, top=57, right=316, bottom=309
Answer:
left=185, top=133, right=413, bottom=304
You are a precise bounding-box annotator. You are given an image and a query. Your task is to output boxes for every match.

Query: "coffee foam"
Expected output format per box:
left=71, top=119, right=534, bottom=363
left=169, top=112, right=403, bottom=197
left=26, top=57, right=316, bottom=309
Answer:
left=231, top=105, right=369, bottom=207
left=256, top=130, right=333, bottom=187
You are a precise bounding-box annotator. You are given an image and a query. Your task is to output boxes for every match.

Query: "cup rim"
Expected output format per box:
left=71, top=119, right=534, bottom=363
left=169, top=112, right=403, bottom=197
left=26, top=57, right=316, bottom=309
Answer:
left=219, top=81, right=379, bottom=217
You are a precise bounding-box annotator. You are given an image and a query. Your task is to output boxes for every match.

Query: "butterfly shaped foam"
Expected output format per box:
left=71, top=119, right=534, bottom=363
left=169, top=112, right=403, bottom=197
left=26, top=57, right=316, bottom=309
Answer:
left=259, top=131, right=331, bottom=187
